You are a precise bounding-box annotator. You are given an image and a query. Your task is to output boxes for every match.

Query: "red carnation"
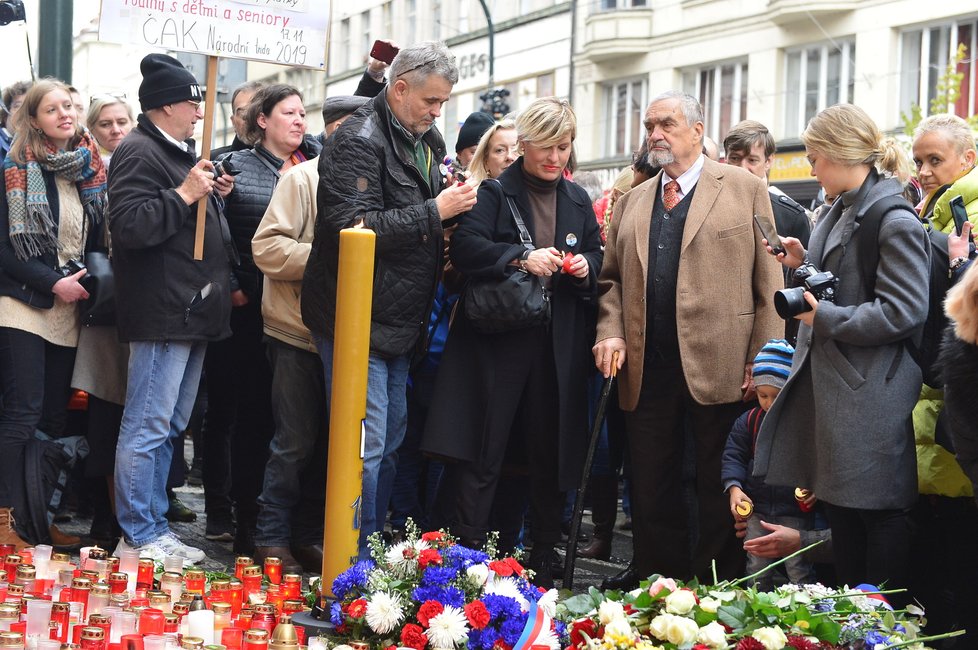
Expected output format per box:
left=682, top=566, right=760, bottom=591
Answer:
left=735, top=638, right=766, bottom=650
left=464, top=601, right=490, bottom=630
left=785, top=636, right=819, bottom=650
left=400, top=623, right=428, bottom=650
left=502, top=557, right=524, bottom=576
left=569, top=618, right=597, bottom=647
left=492, top=642, right=512, bottom=650
left=418, top=548, right=443, bottom=568
left=347, top=598, right=367, bottom=618
left=417, top=600, right=445, bottom=628
left=421, top=531, right=444, bottom=543
left=489, top=560, right=514, bottom=577
left=693, top=645, right=711, bottom=650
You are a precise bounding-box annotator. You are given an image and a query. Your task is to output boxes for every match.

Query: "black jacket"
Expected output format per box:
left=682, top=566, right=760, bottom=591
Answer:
left=420, top=160, right=604, bottom=489
left=211, top=135, right=250, bottom=162
left=0, top=168, right=105, bottom=309
left=223, top=137, right=321, bottom=299
left=107, top=114, right=233, bottom=342
left=938, top=327, right=978, bottom=506
left=302, top=91, right=447, bottom=359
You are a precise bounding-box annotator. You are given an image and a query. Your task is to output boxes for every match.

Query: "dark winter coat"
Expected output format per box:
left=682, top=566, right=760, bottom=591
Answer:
left=0, top=169, right=104, bottom=309
left=754, top=170, right=929, bottom=510
left=301, top=91, right=447, bottom=359
left=420, top=159, right=604, bottom=489
left=722, top=408, right=811, bottom=519
left=222, top=138, right=321, bottom=299
left=938, top=327, right=978, bottom=506
left=107, top=114, right=233, bottom=343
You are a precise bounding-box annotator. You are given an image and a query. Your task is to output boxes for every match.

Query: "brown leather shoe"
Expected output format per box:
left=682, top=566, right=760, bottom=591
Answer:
left=290, top=544, right=324, bottom=574
left=254, top=546, right=303, bottom=575
left=0, top=508, right=30, bottom=551
left=577, top=536, right=611, bottom=561
left=49, top=524, right=82, bottom=549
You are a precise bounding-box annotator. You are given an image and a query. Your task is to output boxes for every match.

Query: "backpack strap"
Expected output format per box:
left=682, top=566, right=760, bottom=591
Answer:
left=748, top=406, right=764, bottom=453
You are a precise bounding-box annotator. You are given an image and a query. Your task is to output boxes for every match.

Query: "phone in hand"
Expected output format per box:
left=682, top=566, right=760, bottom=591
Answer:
left=753, top=214, right=785, bottom=256
left=369, top=40, right=399, bottom=65
left=950, top=195, right=969, bottom=236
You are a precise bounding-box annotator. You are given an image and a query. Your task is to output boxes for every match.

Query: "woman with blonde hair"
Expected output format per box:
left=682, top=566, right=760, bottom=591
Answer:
left=465, top=118, right=518, bottom=187
left=422, top=98, right=603, bottom=586
left=0, top=79, right=106, bottom=547
left=85, top=95, right=134, bottom=165
left=754, top=104, right=929, bottom=594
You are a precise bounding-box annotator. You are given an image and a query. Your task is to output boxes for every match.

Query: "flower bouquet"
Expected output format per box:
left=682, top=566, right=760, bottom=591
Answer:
left=328, top=523, right=566, bottom=650
left=557, top=573, right=962, bottom=650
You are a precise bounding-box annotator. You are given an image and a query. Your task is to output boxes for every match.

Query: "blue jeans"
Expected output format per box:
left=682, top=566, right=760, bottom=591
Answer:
left=316, top=338, right=409, bottom=555
left=255, top=339, right=329, bottom=547
left=115, top=341, right=206, bottom=546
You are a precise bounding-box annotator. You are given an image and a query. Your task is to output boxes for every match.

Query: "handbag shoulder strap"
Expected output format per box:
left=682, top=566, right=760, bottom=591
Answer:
left=491, top=179, right=534, bottom=251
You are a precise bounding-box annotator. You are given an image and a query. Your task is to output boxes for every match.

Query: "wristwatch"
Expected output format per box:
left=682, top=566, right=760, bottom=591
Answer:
left=518, top=250, right=530, bottom=272
left=950, top=256, right=969, bottom=272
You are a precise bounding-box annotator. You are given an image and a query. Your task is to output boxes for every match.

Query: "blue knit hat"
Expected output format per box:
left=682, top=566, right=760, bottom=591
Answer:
left=753, top=338, right=794, bottom=389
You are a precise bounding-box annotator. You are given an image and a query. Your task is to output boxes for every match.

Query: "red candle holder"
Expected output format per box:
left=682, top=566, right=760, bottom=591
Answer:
left=228, top=580, right=243, bottom=618
left=51, top=601, right=70, bottom=643
left=241, top=567, right=262, bottom=600
left=3, top=555, right=21, bottom=580
left=108, top=573, right=128, bottom=595
left=136, top=560, right=155, bottom=591
left=221, top=627, right=243, bottom=650
left=234, top=558, right=253, bottom=581
left=0, top=545, right=14, bottom=559
left=138, top=608, right=165, bottom=636
left=262, top=559, right=281, bottom=586
left=121, top=633, right=145, bottom=650
left=280, top=576, right=301, bottom=602
left=243, top=628, right=268, bottom=650
left=184, top=570, right=206, bottom=595
left=80, top=625, right=106, bottom=650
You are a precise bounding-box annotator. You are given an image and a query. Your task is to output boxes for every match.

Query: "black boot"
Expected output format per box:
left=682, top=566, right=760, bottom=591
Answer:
left=527, top=544, right=555, bottom=589
left=600, top=563, right=639, bottom=591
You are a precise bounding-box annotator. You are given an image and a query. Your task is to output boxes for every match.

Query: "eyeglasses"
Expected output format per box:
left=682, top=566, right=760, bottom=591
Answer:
left=89, top=92, right=127, bottom=104
left=185, top=100, right=202, bottom=109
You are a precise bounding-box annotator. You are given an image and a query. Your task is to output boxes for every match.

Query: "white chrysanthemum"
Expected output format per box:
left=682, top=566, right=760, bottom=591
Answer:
left=531, top=627, right=561, bottom=650
left=365, top=591, right=404, bottom=634
left=425, top=605, right=469, bottom=648
left=537, top=589, right=558, bottom=618
left=467, top=563, right=490, bottom=589
left=483, top=576, right=529, bottom=610
left=696, top=621, right=727, bottom=649
left=384, top=541, right=416, bottom=573
left=598, top=599, right=625, bottom=625
left=752, top=626, right=788, bottom=650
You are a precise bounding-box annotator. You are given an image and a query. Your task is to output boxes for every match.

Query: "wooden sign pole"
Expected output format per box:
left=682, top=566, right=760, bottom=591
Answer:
left=193, top=55, right=220, bottom=261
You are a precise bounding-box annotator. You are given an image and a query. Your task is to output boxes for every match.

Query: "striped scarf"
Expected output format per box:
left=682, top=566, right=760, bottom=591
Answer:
left=3, top=131, right=107, bottom=261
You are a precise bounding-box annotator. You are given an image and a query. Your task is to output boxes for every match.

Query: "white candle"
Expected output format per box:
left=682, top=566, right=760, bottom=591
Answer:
left=186, top=610, right=215, bottom=645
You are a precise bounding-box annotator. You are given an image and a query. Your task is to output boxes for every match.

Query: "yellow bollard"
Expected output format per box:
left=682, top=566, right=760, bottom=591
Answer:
left=321, top=227, right=375, bottom=596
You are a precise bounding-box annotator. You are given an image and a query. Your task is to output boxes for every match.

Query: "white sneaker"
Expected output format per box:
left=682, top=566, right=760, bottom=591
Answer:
left=128, top=538, right=169, bottom=563
left=156, top=531, right=207, bottom=564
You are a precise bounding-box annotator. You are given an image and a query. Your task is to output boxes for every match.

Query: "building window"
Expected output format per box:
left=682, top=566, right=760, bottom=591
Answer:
left=382, top=1, right=392, bottom=39
left=334, top=18, right=351, bottom=73
left=458, top=0, right=470, bottom=34
left=783, top=40, right=855, bottom=138
left=682, top=60, right=748, bottom=147
left=603, top=78, right=647, bottom=158
left=406, top=0, right=417, bottom=43
left=900, top=18, right=978, bottom=120
left=360, top=10, right=371, bottom=65
left=597, top=0, right=646, bottom=12
left=431, top=0, right=441, bottom=40
left=537, top=72, right=554, bottom=98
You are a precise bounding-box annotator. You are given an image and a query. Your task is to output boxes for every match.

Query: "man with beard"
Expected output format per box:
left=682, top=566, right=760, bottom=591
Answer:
left=593, top=91, right=782, bottom=588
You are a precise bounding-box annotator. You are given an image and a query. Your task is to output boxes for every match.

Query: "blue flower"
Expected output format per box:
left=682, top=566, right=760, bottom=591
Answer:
left=420, top=566, right=458, bottom=587
left=864, top=630, right=888, bottom=646
left=412, top=585, right=465, bottom=607
left=331, top=559, right=375, bottom=599
left=443, top=544, right=489, bottom=568
left=329, top=601, right=344, bottom=627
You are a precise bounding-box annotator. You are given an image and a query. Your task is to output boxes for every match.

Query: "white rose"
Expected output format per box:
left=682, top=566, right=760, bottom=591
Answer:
left=696, top=621, right=727, bottom=649
left=466, top=563, right=490, bottom=588
left=648, top=614, right=670, bottom=641
left=604, top=618, right=633, bottom=639
left=598, top=600, right=626, bottom=625
left=664, top=589, right=697, bottom=615
left=752, top=626, right=789, bottom=650
left=663, top=615, right=699, bottom=646
left=699, top=596, right=721, bottom=613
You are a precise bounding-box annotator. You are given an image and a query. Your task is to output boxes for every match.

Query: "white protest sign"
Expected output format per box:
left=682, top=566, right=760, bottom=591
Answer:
left=98, top=0, right=331, bottom=69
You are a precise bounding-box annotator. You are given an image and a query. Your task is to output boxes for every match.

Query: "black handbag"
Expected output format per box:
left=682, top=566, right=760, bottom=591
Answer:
left=79, top=251, right=115, bottom=327
left=463, top=192, right=551, bottom=333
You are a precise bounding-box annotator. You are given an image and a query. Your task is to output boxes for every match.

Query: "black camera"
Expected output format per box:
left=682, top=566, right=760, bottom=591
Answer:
left=58, top=258, right=86, bottom=278
left=0, top=0, right=25, bottom=26
left=774, top=262, right=838, bottom=319
left=211, top=157, right=240, bottom=179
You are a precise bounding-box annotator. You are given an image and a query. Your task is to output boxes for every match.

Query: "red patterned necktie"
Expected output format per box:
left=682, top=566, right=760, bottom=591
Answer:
left=663, top=180, right=681, bottom=211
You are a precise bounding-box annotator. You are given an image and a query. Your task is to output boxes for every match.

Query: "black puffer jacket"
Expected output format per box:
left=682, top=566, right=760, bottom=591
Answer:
left=302, top=91, right=447, bottom=359
left=222, top=137, right=320, bottom=299
left=108, top=114, right=233, bottom=343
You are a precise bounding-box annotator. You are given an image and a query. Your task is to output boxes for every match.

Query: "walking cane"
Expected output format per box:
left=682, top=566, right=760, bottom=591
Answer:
left=563, top=351, right=619, bottom=590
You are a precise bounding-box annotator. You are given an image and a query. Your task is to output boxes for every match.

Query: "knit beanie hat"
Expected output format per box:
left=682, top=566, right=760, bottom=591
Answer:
left=456, top=111, right=496, bottom=153
left=752, top=338, right=794, bottom=389
left=138, top=54, right=203, bottom=112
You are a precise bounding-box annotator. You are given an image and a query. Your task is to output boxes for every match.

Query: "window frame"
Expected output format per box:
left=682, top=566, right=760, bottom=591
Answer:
left=782, top=39, right=855, bottom=138
left=603, top=76, right=648, bottom=159
left=681, top=59, right=748, bottom=147
left=898, top=16, right=978, bottom=120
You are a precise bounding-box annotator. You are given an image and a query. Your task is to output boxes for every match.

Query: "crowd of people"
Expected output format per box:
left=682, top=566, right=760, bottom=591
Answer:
left=2, top=35, right=978, bottom=645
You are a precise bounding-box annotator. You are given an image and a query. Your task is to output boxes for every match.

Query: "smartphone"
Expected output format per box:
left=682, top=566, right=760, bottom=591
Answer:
left=753, top=214, right=785, bottom=256
left=369, top=40, right=399, bottom=65
left=950, top=195, right=969, bottom=236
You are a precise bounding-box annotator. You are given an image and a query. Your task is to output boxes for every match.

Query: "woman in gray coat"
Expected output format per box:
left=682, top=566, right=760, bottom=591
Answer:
left=753, top=104, right=929, bottom=593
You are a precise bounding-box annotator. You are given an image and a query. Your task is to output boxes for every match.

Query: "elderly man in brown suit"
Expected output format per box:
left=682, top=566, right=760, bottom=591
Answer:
left=594, top=91, right=783, bottom=588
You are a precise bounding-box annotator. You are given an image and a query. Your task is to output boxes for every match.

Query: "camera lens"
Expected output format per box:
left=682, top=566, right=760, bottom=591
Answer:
left=774, top=287, right=812, bottom=320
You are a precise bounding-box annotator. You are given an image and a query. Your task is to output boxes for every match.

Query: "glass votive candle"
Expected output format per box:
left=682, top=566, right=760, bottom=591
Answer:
left=227, top=582, right=242, bottom=618
left=220, top=629, right=242, bottom=650
left=233, top=560, right=251, bottom=582
left=121, top=634, right=144, bottom=650
left=162, top=614, right=178, bottom=635
left=2, top=558, right=20, bottom=583
left=242, top=630, right=267, bottom=650
left=79, top=626, right=105, bottom=650
left=279, top=577, right=300, bottom=602
left=261, top=560, right=280, bottom=587
left=0, top=630, right=24, bottom=650
left=180, top=637, right=203, bottom=650
left=240, top=569, right=261, bottom=601
left=184, top=571, right=205, bottom=597
left=159, top=574, right=182, bottom=608
left=88, top=585, right=110, bottom=617
left=50, top=602, right=69, bottom=643
left=160, top=558, right=182, bottom=576
left=107, top=574, right=127, bottom=596
left=211, top=604, right=231, bottom=633
left=142, top=636, right=166, bottom=650
left=110, top=611, right=136, bottom=644
left=138, top=609, right=164, bottom=636
left=147, top=592, right=170, bottom=615
left=135, top=561, right=154, bottom=591
left=87, top=614, right=111, bottom=643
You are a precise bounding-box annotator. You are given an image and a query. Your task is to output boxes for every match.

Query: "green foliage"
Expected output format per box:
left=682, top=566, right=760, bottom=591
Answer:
left=901, top=43, right=978, bottom=135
